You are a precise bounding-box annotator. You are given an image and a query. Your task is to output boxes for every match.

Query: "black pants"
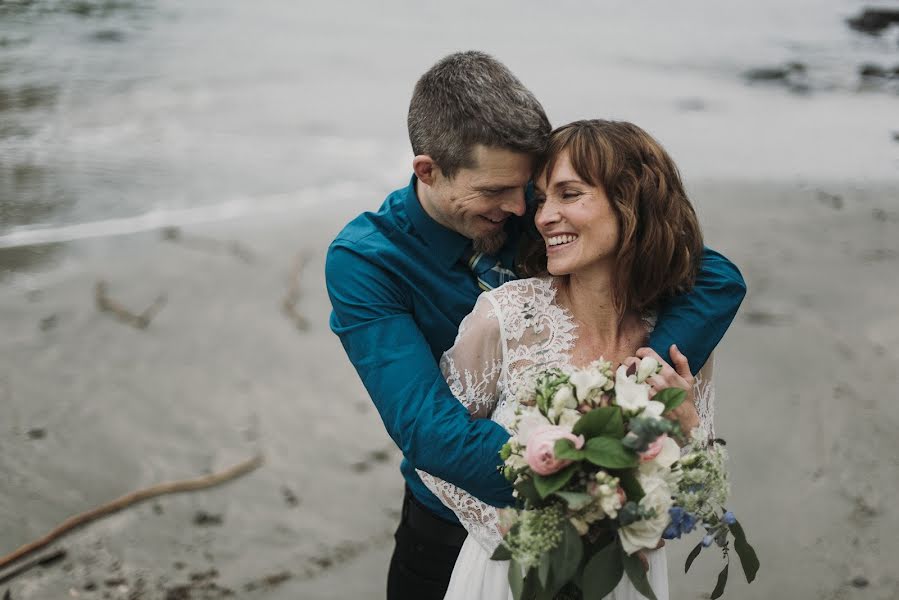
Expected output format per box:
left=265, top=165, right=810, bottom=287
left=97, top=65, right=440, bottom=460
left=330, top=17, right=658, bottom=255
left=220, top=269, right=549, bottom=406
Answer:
left=386, top=487, right=467, bottom=600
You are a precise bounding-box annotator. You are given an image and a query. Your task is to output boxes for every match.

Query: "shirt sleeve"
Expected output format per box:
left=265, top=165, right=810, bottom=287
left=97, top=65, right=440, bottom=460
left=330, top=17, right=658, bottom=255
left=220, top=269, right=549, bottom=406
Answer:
left=325, top=242, right=514, bottom=507
left=417, top=293, right=506, bottom=553
left=649, top=246, right=746, bottom=373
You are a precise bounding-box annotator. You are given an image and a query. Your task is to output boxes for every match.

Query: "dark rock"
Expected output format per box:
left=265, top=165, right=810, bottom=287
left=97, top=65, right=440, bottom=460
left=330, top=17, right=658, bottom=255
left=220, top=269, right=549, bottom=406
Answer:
left=847, top=8, right=899, bottom=35
left=26, top=428, right=46, bottom=440
left=850, top=575, right=869, bottom=588
left=281, top=486, right=299, bottom=507
left=744, top=67, right=790, bottom=81
left=860, top=63, right=888, bottom=78
left=817, top=190, right=844, bottom=210
left=84, top=581, right=97, bottom=591
left=172, top=561, right=186, bottom=570
left=192, top=511, right=223, bottom=526
left=91, top=30, right=125, bottom=43
left=39, top=315, right=58, bottom=331
left=104, top=578, right=127, bottom=588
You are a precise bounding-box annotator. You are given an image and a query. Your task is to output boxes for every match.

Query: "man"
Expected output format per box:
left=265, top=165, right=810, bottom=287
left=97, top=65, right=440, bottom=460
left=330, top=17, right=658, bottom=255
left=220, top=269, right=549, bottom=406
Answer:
left=326, top=51, right=746, bottom=600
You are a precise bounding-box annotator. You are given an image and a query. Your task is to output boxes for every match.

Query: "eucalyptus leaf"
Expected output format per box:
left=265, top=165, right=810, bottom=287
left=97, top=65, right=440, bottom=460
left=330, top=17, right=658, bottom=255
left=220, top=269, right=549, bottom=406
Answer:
left=554, top=438, right=586, bottom=461
left=731, top=520, right=760, bottom=583
left=684, top=541, right=703, bottom=573
left=710, top=562, right=729, bottom=599
left=573, top=406, right=624, bottom=439
left=534, top=464, right=577, bottom=499
left=654, top=387, right=686, bottom=412
left=585, top=436, right=639, bottom=469
left=508, top=560, right=524, bottom=600
left=582, top=539, right=624, bottom=599
left=622, top=549, right=658, bottom=600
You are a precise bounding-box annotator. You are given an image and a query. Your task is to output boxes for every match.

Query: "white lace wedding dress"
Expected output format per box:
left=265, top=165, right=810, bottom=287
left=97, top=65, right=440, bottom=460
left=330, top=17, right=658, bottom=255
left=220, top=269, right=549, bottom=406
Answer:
left=417, top=276, right=716, bottom=600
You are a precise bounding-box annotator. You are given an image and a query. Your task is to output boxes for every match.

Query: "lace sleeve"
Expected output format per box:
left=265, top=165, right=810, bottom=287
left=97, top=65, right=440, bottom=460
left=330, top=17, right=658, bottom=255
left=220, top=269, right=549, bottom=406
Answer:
left=693, top=353, right=716, bottom=439
left=416, top=293, right=506, bottom=554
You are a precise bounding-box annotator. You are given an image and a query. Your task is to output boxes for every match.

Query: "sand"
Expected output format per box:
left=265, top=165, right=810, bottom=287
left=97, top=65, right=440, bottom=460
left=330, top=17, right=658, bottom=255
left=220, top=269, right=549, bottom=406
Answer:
left=1, top=178, right=898, bottom=599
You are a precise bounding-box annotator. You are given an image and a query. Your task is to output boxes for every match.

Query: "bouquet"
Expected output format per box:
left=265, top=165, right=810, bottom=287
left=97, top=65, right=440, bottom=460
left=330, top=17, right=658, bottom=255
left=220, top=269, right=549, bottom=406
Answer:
left=492, top=357, right=759, bottom=599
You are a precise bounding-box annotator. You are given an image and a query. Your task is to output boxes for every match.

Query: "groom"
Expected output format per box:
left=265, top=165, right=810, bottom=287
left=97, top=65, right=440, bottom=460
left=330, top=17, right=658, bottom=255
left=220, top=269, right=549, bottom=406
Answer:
left=326, top=51, right=746, bottom=600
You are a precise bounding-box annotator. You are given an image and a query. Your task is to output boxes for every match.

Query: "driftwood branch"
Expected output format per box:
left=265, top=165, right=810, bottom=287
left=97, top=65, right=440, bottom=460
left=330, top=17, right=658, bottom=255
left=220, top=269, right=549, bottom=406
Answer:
left=0, top=455, right=264, bottom=574
left=162, top=227, right=255, bottom=264
left=0, top=549, right=66, bottom=586
left=95, top=280, right=166, bottom=330
left=281, top=253, right=311, bottom=331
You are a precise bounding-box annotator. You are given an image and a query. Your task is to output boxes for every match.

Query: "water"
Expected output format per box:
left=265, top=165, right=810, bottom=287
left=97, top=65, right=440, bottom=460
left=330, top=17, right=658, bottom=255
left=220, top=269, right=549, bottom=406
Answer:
left=1, top=0, right=897, bottom=256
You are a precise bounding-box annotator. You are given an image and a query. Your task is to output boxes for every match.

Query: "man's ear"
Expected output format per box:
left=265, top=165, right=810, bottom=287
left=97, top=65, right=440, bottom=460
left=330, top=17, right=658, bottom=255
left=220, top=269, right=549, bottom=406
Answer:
left=412, top=155, right=440, bottom=187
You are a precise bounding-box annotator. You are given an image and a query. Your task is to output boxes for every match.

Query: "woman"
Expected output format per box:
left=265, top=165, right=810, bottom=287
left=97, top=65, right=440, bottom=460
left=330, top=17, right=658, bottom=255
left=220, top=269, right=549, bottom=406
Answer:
left=417, top=120, right=717, bottom=600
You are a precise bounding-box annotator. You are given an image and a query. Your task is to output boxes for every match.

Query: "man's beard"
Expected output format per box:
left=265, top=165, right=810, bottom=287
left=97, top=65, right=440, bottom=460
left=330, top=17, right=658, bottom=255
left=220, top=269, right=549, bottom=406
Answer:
left=472, top=230, right=507, bottom=255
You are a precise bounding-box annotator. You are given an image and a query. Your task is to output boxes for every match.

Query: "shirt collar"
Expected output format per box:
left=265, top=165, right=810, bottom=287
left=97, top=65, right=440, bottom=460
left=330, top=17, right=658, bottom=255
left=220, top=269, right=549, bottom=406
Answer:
left=403, top=175, right=471, bottom=268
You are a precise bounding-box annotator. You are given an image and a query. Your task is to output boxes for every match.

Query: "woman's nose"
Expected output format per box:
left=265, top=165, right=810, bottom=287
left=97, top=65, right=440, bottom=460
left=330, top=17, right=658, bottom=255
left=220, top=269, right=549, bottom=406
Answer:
left=535, top=201, right=559, bottom=230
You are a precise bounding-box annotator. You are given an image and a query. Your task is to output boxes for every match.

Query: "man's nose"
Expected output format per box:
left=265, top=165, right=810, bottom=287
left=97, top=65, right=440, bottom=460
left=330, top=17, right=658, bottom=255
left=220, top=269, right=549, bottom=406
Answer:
left=501, top=188, right=527, bottom=217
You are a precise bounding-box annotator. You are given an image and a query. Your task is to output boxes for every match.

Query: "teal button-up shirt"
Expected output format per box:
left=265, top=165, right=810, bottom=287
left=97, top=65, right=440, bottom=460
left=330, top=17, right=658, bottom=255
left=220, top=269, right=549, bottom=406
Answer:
left=326, top=177, right=745, bottom=523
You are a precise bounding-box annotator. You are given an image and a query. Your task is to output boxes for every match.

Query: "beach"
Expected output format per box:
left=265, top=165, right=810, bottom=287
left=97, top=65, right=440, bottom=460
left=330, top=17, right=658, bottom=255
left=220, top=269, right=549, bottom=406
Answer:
left=3, top=0, right=899, bottom=598
left=2, top=178, right=898, bottom=599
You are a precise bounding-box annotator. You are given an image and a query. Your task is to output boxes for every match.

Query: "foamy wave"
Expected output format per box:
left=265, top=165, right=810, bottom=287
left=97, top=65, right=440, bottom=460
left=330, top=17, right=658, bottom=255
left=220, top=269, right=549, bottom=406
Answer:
left=0, top=182, right=364, bottom=249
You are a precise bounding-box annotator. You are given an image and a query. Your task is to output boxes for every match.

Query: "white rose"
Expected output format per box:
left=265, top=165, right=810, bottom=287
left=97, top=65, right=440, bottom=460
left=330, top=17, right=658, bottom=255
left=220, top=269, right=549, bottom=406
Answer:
left=651, top=435, right=681, bottom=469
left=552, top=385, right=577, bottom=410
left=614, top=375, right=650, bottom=413
left=618, top=481, right=673, bottom=555
left=516, top=409, right=551, bottom=445
left=641, top=400, right=666, bottom=420
left=636, top=356, right=660, bottom=383
left=569, top=369, right=608, bottom=402
left=557, top=408, right=582, bottom=430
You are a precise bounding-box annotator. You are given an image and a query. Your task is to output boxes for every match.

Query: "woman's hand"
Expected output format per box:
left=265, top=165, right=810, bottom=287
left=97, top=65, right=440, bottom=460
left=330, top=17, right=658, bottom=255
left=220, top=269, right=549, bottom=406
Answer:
left=628, top=344, right=700, bottom=438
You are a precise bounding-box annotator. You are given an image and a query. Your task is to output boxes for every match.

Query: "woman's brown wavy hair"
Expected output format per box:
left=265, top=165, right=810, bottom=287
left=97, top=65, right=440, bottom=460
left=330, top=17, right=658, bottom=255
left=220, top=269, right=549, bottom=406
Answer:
left=518, top=120, right=703, bottom=314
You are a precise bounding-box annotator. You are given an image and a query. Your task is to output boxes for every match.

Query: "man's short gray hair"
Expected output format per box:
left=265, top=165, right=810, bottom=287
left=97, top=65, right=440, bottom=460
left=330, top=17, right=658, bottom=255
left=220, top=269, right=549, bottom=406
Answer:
left=408, top=51, right=551, bottom=178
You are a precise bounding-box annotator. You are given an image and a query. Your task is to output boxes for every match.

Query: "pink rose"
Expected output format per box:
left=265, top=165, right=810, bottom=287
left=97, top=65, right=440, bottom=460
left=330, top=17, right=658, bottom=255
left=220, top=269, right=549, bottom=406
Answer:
left=638, top=434, right=669, bottom=463
left=525, top=425, right=585, bottom=476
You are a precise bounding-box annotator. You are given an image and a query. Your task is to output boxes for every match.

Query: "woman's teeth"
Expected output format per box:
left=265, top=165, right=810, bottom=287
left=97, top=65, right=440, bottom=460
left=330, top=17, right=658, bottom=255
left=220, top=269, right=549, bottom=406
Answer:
left=547, top=234, right=578, bottom=247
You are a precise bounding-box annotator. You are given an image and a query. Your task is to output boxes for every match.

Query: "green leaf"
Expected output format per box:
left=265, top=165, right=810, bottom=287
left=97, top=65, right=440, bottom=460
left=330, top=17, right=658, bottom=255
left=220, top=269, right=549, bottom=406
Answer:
left=710, top=562, right=729, bottom=599
left=584, top=436, right=639, bottom=469
left=554, top=438, right=586, bottom=461
left=516, top=478, right=542, bottom=505
left=582, top=539, right=624, bottom=599
left=731, top=520, right=760, bottom=583
left=684, top=541, right=703, bottom=573
left=572, top=406, right=624, bottom=439
left=615, top=470, right=645, bottom=503
left=550, top=520, right=583, bottom=586
left=538, top=551, right=551, bottom=589
left=655, top=387, right=686, bottom=412
left=534, top=464, right=577, bottom=499
left=554, top=491, right=595, bottom=511
left=491, top=544, right=512, bottom=561
left=508, top=560, right=524, bottom=600
left=622, top=549, right=658, bottom=600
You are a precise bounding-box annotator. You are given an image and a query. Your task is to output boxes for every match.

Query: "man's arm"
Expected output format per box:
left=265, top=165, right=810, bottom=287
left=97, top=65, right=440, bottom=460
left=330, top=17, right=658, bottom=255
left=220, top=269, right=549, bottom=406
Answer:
left=325, top=243, right=514, bottom=507
left=648, top=246, right=746, bottom=373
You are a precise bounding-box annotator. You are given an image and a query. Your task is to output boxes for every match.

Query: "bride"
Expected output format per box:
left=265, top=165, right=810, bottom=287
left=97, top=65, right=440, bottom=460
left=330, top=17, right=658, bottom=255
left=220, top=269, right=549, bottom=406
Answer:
left=417, top=120, right=717, bottom=600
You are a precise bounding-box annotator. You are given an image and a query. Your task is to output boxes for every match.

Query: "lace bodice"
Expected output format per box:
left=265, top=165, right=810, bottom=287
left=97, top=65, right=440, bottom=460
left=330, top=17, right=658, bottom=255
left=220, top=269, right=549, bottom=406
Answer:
left=417, top=276, right=716, bottom=553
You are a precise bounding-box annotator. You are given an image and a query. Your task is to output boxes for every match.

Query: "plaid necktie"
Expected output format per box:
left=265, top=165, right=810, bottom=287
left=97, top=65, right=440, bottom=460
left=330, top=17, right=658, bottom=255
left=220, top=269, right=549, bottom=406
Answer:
left=463, top=248, right=517, bottom=292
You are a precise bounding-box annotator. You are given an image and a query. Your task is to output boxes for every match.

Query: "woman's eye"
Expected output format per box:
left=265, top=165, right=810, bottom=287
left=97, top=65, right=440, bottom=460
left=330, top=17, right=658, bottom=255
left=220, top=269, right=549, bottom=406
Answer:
left=561, top=190, right=581, bottom=201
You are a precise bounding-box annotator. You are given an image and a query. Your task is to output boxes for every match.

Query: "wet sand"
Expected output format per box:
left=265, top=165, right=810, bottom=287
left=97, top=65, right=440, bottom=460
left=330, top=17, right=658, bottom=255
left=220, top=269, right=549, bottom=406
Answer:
left=1, top=178, right=898, bottom=599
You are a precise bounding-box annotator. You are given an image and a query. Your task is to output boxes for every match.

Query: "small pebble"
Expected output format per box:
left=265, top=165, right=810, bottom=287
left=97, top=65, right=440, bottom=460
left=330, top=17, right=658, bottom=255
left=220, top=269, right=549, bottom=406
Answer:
left=851, top=575, right=869, bottom=588
left=26, top=428, right=46, bottom=440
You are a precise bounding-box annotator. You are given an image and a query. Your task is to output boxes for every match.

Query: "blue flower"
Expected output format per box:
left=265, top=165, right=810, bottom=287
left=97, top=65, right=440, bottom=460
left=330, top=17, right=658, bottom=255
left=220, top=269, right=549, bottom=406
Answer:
left=702, top=534, right=714, bottom=547
left=681, top=512, right=697, bottom=534
left=723, top=511, right=736, bottom=525
left=663, top=522, right=682, bottom=540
